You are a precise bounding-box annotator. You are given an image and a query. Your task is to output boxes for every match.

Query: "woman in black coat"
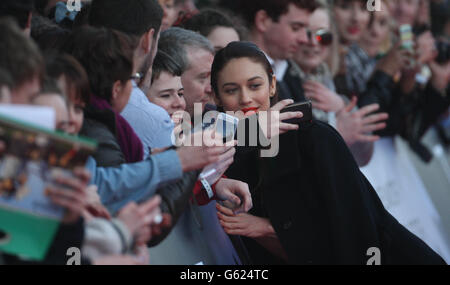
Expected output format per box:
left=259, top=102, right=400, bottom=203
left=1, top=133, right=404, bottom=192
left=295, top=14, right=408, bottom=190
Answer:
left=213, top=41, right=446, bottom=265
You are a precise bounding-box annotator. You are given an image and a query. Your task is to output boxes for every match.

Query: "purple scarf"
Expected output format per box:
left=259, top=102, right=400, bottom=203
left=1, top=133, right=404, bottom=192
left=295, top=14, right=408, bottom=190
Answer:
left=90, top=96, right=144, bottom=163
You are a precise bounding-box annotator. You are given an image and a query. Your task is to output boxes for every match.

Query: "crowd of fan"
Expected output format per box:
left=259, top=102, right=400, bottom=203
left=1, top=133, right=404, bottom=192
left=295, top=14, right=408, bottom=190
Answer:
left=0, top=0, right=448, bottom=265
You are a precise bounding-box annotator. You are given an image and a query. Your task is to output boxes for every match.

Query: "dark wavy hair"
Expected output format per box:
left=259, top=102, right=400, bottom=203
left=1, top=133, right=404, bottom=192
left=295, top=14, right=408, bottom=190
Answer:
left=63, top=26, right=135, bottom=104
left=151, top=51, right=183, bottom=85
left=0, top=17, right=44, bottom=89
left=44, top=52, right=91, bottom=105
left=182, top=8, right=236, bottom=38
left=211, top=41, right=274, bottom=98
left=89, top=0, right=163, bottom=38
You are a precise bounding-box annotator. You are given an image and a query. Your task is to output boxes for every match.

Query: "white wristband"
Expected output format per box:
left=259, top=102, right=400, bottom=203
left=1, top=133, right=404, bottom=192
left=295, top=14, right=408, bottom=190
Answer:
left=200, top=178, right=214, bottom=199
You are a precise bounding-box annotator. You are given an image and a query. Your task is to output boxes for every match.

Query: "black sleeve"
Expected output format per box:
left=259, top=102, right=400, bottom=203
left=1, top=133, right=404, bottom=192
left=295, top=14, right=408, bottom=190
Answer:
left=147, top=170, right=200, bottom=247
left=416, top=83, right=450, bottom=138
left=358, top=70, right=396, bottom=110
left=43, top=217, right=85, bottom=265
left=80, top=118, right=126, bottom=167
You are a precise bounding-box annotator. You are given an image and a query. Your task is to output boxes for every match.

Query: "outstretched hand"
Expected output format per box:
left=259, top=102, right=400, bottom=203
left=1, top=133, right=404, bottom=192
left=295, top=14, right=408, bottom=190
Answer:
left=336, top=97, right=389, bottom=145
left=303, top=81, right=345, bottom=113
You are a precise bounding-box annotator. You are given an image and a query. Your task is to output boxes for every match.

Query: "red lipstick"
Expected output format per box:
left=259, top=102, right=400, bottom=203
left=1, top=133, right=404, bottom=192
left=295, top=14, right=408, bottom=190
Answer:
left=241, top=107, right=259, bottom=114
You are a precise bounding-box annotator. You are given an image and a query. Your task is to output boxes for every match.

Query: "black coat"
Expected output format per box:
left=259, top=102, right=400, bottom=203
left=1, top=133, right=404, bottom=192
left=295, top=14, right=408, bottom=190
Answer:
left=227, top=120, right=446, bottom=265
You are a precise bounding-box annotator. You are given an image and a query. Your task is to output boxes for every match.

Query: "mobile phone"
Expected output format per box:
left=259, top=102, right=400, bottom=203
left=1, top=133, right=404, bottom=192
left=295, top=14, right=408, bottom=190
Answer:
left=399, top=24, right=414, bottom=51
left=280, top=101, right=313, bottom=125
left=214, top=112, right=239, bottom=143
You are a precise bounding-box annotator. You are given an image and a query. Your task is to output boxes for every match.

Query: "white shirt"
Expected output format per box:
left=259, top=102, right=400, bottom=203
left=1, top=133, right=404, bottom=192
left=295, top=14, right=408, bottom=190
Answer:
left=265, top=54, right=289, bottom=82
left=121, top=81, right=175, bottom=158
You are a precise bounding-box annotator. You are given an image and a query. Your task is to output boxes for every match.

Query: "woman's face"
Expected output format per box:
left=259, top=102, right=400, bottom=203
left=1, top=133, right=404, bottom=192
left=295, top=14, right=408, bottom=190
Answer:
left=216, top=57, right=276, bottom=115
left=360, top=1, right=391, bottom=56
left=147, top=71, right=186, bottom=117
left=67, top=99, right=85, bottom=135
left=57, top=75, right=84, bottom=135
left=207, top=26, right=240, bottom=53
left=295, top=9, right=331, bottom=72
left=159, top=0, right=178, bottom=31
left=334, top=0, right=370, bottom=44
left=32, top=93, right=70, bottom=132
left=388, top=0, right=420, bottom=26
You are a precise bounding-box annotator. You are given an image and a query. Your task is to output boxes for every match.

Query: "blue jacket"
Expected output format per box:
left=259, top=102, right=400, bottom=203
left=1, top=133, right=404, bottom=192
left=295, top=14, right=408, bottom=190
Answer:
left=86, top=150, right=182, bottom=215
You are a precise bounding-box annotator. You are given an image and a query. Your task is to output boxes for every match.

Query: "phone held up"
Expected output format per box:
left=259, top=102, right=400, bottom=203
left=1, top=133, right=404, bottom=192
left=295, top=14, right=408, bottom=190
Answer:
left=280, top=100, right=313, bottom=125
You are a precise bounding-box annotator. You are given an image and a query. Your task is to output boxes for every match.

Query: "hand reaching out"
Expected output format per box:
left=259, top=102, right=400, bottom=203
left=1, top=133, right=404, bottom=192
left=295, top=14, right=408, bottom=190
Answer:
left=176, top=130, right=237, bottom=172
left=336, top=97, right=389, bottom=145
left=84, top=185, right=111, bottom=220
left=376, top=42, right=414, bottom=77
left=200, top=146, right=236, bottom=186
left=116, top=195, right=167, bottom=245
left=303, top=81, right=345, bottom=113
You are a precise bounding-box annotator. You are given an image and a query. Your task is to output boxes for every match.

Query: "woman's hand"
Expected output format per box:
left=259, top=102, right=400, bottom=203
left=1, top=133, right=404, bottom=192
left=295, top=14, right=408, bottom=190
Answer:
left=376, top=42, right=413, bottom=77
left=303, top=81, right=345, bottom=113
left=216, top=203, right=274, bottom=239
left=214, top=178, right=252, bottom=214
left=336, top=97, right=388, bottom=145
left=217, top=203, right=288, bottom=261
left=259, top=99, right=302, bottom=140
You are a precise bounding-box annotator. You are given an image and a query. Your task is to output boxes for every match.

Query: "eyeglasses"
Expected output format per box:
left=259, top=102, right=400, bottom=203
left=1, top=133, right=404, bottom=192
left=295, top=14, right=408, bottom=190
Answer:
left=308, top=29, right=333, bottom=46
